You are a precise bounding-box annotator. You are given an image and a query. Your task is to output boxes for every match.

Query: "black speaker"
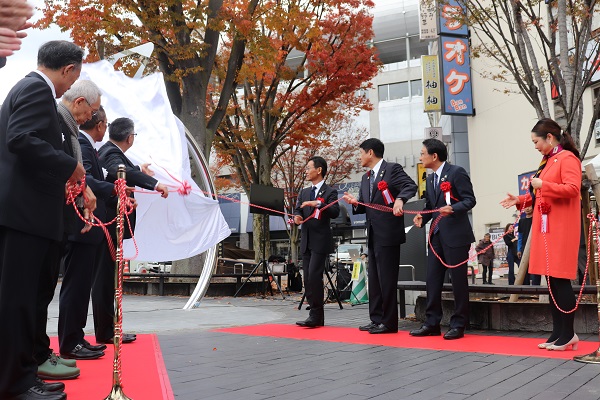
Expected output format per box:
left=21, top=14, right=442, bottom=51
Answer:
left=336, top=267, right=352, bottom=300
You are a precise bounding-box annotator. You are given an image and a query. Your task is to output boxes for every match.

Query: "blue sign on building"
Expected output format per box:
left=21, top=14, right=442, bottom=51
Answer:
left=518, top=170, right=536, bottom=196
left=438, top=0, right=468, bottom=37
left=439, top=35, right=474, bottom=116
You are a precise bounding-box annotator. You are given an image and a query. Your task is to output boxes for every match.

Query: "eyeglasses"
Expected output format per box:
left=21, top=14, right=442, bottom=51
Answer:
left=83, top=98, right=99, bottom=117
left=129, top=133, right=138, bottom=137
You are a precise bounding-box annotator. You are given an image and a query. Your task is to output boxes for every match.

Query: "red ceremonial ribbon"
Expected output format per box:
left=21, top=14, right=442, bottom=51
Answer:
left=440, top=181, right=458, bottom=204
left=539, top=202, right=550, bottom=233
left=377, top=181, right=395, bottom=205
left=314, top=197, right=325, bottom=220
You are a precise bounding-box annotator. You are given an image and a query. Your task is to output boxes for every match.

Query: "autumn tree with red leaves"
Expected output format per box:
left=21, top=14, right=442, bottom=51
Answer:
left=271, top=117, right=367, bottom=263
left=213, top=0, right=378, bottom=260
left=37, top=0, right=260, bottom=159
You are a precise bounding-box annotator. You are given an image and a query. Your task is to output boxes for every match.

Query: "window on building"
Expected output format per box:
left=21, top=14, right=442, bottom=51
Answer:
left=389, top=82, right=409, bottom=100
left=408, top=36, right=429, bottom=60
left=410, top=80, right=423, bottom=97
left=379, top=80, right=421, bottom=101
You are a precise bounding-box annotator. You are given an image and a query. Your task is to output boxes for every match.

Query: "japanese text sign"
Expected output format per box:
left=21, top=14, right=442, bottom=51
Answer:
left=422, top=55, right=441, bottom=112
left=439, top=36, right=474, bottom=115
left=438, top=0, right=468, bottom=37
left=518, top=170, right=536, bottom=196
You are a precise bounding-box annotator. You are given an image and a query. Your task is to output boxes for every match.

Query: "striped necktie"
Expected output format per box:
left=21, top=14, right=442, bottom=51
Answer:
left=530, top=156, right=548, bottom=206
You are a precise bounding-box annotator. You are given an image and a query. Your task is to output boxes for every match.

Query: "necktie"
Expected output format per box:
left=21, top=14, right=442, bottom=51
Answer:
left=310, top=186, right=317, bottom=201
left=433, top=172, right=439, bottom=234
left=369, top=170, right=375, bottom=198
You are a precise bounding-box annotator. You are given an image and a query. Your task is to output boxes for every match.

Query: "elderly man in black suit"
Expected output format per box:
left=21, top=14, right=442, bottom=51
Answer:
left=0, top=40, right=86, bottom=400
left=95, top=117, right=168, bottom=344
left=34, top=80, right=102, bottom=385
left=294, top=156, right=340, bottom=327
left=58, top=105, right=114, bottom=362
left=410, top=138, right=476, bottom=340
left=343, top=138, right=418, bottom=334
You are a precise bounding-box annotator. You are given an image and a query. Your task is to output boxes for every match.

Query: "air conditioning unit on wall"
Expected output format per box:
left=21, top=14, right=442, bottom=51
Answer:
left=595, top=119, right=600, bottom=139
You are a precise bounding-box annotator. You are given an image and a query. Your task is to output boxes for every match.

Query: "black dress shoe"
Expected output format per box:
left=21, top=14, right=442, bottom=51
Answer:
left=97, top=333, right=137, bottom=344
left=358, top=322, right=378, bottom=332
left=409, top=325, right=441, bottom=337
left=60, top=343, right=104, bottom=360
left=35, top=378, right=64, bottom=392
left=368, top=323, right=398, bottom=334
left=296, top=315, right=324, bottom=328
left=443, top=328, right=465, bottom=340
left=83, top=339, right=107, bottom=351
left=10, top=385, right=66, bottom=399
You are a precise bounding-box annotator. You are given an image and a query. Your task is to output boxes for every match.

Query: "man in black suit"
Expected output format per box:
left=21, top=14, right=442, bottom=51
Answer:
left=343, top=138, right=417, bottom=334
left=294, top=156, right=340, bottom=327
left=0, top=40, right=86, bottom=400
left=96, top=117, right=168, bottom=344
left=34, top=80, right=103, bottom=384
left=410, top=139, right=476, bottom=340
left=58, top=105, right=114, bottom=361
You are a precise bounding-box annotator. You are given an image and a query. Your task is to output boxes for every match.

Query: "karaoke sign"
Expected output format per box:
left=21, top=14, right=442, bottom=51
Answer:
left=439, top=36, right=473, bottom=115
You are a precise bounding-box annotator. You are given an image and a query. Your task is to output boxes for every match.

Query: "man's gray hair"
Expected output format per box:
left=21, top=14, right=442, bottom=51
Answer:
left=62, top=79, right=102, bottom=105
left=108, top=117, right=135, bottom=142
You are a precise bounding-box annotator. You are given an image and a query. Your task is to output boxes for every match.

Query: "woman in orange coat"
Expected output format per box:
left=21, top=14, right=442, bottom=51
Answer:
left=500, top=118, right=581, bottom=351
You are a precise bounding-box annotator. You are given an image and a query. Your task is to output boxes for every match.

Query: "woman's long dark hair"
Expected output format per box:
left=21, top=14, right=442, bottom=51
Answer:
left=531, top=118, right=580, bottom=159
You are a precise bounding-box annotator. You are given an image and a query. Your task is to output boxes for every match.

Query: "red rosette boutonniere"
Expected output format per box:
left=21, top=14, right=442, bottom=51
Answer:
left=539, top=202, right=551, bottom=233
left=439, top=181, right=458, bottom=205
left=314, top=197, right=325, bottom=219
left=377, top=180, right=395, bottom=205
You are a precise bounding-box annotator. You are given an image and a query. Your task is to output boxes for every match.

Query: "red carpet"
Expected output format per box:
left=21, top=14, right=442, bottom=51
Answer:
left=48, top=334, right=174, bottom=400
left=216, top=324, right=599, bottom=360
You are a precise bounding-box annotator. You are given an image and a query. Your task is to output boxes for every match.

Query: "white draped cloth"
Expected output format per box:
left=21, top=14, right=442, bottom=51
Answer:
left=79, top=61, right=230, bottom=261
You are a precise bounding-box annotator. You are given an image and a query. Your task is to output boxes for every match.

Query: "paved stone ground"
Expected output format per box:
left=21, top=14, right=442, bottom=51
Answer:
left=159, top=296, right=600, bottom=400
left=48, top=284, right=600, bottom=400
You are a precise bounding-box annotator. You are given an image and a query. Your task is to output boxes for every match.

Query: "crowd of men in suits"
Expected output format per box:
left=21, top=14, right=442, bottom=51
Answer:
left=0, top=12, right=169, bottom=397
left=295, top=137, right=476, bottom=341
left=0, top=2, right=481, bottom=398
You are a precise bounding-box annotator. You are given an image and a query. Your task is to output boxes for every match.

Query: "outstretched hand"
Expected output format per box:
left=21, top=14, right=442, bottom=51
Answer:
left=141, top=163, right=155, bottom=176
left=499, top=193, right=519, bottom=209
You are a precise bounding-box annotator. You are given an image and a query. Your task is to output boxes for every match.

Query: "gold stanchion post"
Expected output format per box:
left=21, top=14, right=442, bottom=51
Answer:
left=105, top=165, right=133, bottom=399
left=574, top=194, right=600, bottom=363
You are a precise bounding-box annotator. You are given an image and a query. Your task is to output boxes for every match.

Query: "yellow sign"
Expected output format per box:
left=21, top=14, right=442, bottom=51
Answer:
left=417, top=163, right=427, bottom=199
left=351, top=260, right=362, bottom=281
left=422, top=55, right=441, bottom=112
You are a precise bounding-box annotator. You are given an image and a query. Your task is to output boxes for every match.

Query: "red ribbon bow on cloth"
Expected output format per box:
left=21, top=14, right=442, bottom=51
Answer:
left=539, top=202, right=551, bottom=233
left=439, top=181, right=458, bottom=205
left=314, top=197, right=325, bottom=219
left=377, top=181, right=395, bottom=205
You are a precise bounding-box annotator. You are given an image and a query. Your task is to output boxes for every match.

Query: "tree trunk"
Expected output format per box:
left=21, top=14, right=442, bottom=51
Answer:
left=253, top=214, right=270, bottom=262
left=290, top=224, right=300, bottom=264
left=251, top=146, right=274, bottom=262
